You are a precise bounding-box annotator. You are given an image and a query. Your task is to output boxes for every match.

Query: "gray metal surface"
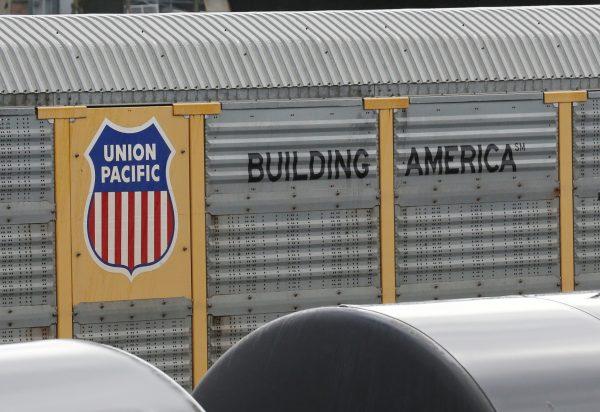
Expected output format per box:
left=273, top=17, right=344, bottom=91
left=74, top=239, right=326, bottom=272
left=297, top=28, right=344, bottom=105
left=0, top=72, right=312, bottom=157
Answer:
left=1, top=7, right=600, bottom=95
left=3, top=78, right=600, bottom=108
left=0, top=108, right=56, bottom=348
left=0, top=223, right=55, bottom=307
left=205, top=99, right=377, bottom=214
left=396, top=94, right=557, bottom=205
left=396, top=200, right=560, bottom=301
left=360, top=292, right=600, bottom=412
left=574, top=97, right=600, bottom=289
left=73, top=298, right=193, bottom=390
left=0, top=108, right=54, bottom=204
left=207, top=207, right=379, bottom=306
left=0, top=340, right=204, bottom=412
left=208, top=312, right=282, bottom=366
left=205, top=98, right=381, bottom=364
left=0, top=305, right=55, bottom=344
left=395, top=94, right=561, bottom=300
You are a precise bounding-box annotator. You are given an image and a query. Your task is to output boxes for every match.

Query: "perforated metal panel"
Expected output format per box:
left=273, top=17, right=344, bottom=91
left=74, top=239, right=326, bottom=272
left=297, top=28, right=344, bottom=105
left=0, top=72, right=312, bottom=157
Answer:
left=395, top=94, right=561, bottom=301
left=207, top=208, right=379, bottom=300
left=397, top=200, right=559, bottom=301
left=574, top=94, right=600, bottom=290
left=0, top=108, right=56, bottom=345
left=205, top=99, right=381, bottom=364
left=73, top=298, right=193, bottom=390
left=0, top=223, right=55, bottom=307
left=0, top=108, right=54, bottom=205
left=208, top=313, right=282, bottom=366
left=0, top=305, right=55, bottom=344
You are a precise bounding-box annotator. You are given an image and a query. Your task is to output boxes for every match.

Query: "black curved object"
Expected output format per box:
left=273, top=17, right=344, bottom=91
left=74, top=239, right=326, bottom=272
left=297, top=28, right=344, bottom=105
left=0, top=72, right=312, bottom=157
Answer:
left=196, top=293, right=600, bottom=412
left=193, top=307, right=493, bottom=412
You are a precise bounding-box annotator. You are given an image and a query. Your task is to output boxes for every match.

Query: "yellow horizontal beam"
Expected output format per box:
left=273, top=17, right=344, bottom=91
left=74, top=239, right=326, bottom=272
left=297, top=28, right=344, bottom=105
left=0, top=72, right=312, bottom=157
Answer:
left=364, top=97, right=409, bottom=110
left=544, top=90, right=588, bottom=104
left=173, top=102, right=222, bottom=116
left=37, top=106, right=87, bottom=120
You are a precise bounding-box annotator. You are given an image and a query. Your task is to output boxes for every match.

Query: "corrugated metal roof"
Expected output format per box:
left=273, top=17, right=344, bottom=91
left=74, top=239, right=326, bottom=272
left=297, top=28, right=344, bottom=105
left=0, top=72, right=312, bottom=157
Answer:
left=0, top=6, right=599, bottom=95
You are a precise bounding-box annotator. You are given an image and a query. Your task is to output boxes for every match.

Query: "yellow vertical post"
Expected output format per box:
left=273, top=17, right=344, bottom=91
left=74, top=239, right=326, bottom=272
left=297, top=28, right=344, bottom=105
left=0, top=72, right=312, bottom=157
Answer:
left=544, top=91, right=588, bottom=292
left=173, top=102, right=221, bottom=384
left=37, top=106, right=87, bottom=338
left=363, top=97, right=409, bottom=304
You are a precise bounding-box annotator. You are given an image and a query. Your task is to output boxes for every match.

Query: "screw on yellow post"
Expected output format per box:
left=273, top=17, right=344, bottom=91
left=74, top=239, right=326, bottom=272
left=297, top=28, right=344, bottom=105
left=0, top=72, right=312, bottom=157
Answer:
left=363, top=97, right=409, bottom=304
left=173, top=102, right=221, bottom=385
left=544, top=91, right=588, bottom=292
left=37, top=106, right=87, bottom=338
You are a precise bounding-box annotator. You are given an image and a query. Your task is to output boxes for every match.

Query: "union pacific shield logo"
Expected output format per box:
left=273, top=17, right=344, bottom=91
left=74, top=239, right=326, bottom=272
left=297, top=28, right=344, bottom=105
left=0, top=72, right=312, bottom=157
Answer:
left=84, top=118, right=177, bottom=280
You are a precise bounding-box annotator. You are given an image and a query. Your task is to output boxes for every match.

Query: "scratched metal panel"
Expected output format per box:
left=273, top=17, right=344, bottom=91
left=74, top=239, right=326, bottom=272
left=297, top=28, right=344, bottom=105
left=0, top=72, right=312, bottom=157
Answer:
left=205, top=99, right=378, bottom=214
left=0, top=305, right=56, bottom=344
left=395, top=94, right=561, bottom=301
left=574, top=97, right=600, bottom=290
left=73, top=298, right=193, bottom=390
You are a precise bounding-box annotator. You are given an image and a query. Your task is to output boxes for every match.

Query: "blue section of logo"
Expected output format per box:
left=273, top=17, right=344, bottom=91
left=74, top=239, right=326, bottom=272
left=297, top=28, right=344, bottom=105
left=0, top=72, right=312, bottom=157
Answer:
left=88, top=123, right=172, bottom=193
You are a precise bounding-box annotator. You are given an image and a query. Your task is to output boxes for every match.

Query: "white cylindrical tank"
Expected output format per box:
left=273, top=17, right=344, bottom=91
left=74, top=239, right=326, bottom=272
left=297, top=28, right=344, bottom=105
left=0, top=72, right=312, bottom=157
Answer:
left=0, top=340, right=204, bottom=412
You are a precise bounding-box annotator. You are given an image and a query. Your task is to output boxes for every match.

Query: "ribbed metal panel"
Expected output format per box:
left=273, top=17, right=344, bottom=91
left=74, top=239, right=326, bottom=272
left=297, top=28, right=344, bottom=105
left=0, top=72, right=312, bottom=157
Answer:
left=396, top=200, right=560, bottom=301
left=0, top=109, right=54, bottom=205
left=208, top=313, right=281, bottom=366
left=574, top=96, right=600, bottom=289
left=0, top=223, right=55, bottom=307
left=207, top=208, right=380, bottom=315
left=73, top=298, right=193, bottom=390
left=0, top=108, right=56, bottom=346
left=205, top=99, right=377, bottom=214
left=395, top=94, right=561, bottom=301
left=0, top=6, right=599, bottom=95
left=0, top=305, right=56, bottom=344
left=205, top=99, right=381, bottom=363
left=395, top=94, right=557, bottom=206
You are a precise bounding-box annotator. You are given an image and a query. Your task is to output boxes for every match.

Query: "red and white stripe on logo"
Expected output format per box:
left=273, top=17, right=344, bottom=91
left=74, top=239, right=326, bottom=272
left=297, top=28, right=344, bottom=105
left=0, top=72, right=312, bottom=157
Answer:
left=87, top=191, right=174, bottom=271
